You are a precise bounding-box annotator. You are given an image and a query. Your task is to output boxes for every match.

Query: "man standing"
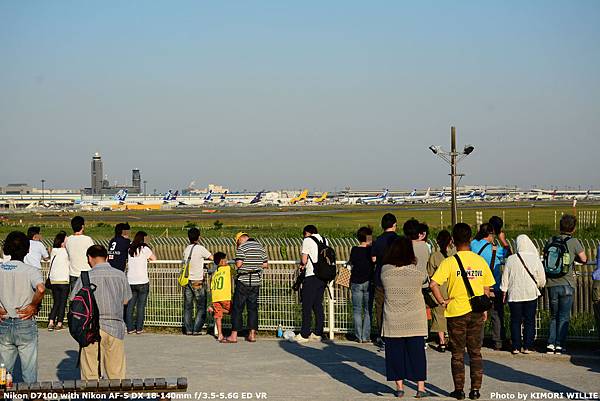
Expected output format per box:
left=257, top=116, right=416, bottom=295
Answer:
left=371, top=213, right=398, bottom=347
left=182, top=227, right=212, bottom=335
left=545, top=215, right=587, bottom=355
left=65, top=216, right=95, bottom=288
left=294, top=225, right=328, bottom=343
left=593, top=244, right=600, bottom=348
left=223, top=232, right=267, bottom=343
left=70, top=245, right=132, bottom=379
left=0, top=231, right=45, bottom=383
left=431, top=223, right=495, bottom=400
left=24, top=226, right=49, bottom=269
left=107, top=223, right=131, bottom=272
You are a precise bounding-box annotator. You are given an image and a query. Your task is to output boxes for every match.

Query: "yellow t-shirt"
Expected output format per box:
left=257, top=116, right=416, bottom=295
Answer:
left=431, top=251, right=496, bottom=318
left=210, top=265, right=232, bottom=303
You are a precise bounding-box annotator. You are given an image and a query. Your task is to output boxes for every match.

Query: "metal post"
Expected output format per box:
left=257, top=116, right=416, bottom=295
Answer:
left=41, top=179, right=45, bottom=204
left=328, top=282, right=335, bottom=340
left=450, top=127, right=458, bottom=226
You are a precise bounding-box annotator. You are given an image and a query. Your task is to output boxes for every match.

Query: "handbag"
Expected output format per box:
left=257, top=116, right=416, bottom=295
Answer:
left=422, top=282, right=439, bottom=308
left=178, top=244, right=196, bottom=287
left=335, top=265, right=351, bottom=288
left=45, top=255, right=56, bottom=289
left=454, top=254, right=492, bottom=313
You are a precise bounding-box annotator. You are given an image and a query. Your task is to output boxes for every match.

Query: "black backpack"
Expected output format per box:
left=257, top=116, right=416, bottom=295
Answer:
left=308, top=236, right=337, bottom=283
left=68, top=271, right=102, bottom=375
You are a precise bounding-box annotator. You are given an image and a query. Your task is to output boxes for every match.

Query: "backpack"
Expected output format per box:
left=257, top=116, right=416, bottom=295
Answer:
left=68, top=271, right=102, bottom=375
left=308, top=236, right=337, bottom=283
left=543, top=236, right=572, bottom=279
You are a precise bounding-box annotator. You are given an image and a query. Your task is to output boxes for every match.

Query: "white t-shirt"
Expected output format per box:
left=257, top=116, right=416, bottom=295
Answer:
left=49, top=248, right=70, bottom=283
left=301, top=234, right=327, bottom=277
left=24, top=240, right=49, bottom=269
left=65, top=234, right=95, bottom=277
left=127, top=246, right=153, bottom=285
left=183, top=244, right=212, bottom=281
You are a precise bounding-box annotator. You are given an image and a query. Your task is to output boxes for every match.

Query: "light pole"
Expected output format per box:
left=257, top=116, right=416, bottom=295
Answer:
left=429, top=126, right=475, bottom=226
left=143, top=180, right=147, bottom=199
left=41, top=179, right=46, bottom=204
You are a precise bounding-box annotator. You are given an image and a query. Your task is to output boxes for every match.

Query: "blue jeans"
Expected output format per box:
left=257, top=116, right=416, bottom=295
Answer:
left=183, top=283, right=207, bottom=334
left=351, top=281, right=372, bottom=341
left=509, top=300, right=537, bottom=351
left=547, top=285, right=574, bottom=347
left=231, top=281, right=260, bottom=332
left=0, top=318, right=38, bottom=383
left=126, top=283, right=150, bottom=332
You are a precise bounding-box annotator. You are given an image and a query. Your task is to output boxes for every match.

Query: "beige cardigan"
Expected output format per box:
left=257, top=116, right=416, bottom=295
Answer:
left=381, top=264, right=428, bottom=338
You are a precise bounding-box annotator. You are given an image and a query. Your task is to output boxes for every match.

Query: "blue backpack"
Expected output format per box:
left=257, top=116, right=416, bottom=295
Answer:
left=543, top=236, right=571, bottom=279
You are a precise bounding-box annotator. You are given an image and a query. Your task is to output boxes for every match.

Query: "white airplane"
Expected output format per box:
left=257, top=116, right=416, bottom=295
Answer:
left=77, top=189, right=128, bottom=207
left=390, top=188, right=431, bottom=204
left=357, top=189, right=389, bottom=204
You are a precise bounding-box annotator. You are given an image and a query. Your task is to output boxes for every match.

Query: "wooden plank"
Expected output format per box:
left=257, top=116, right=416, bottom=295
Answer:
left=121, top=379, right=133, bottom=391
left=29, top=383, right=41, bottom=391
left=154, top=378, right=167, bottom=390
left=63, top=380, right=76, bottom=391
left=165, top=377, right=178, bottom=389
left=109, top=379, right=122, bottom=391
left=52, top=381, right=64, bottom=392
left=40, top=381, right=52, bottom=391
left=98, top=379, right=110, bottom=391
left=132, top=379, right=144, bottom=390
left=16, top=382, right=30, bottom=392
left=84, top=380, right=98, bottom=390
left=177, top=377, right=187, bottom=390
left=143, top=378, right=155, bottom=389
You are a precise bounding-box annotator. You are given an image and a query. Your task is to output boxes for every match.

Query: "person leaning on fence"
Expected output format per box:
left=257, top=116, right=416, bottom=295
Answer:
left=371, top=213, right=399, bottom=347
left=545, top=214, right=587, bottom=355
left=0, top=231, right=45, bottom=383
left=222, top=232, right=268, bottom=344
left=430, top=223, right=495, bottom=401
left=182, top=227, right=213, bottom=336
left=294, top=225, right=329, bottom=344
left=348, top=226, right=374, bottom=343
left=70, top=245, right=132, bottom=380
left=107, top=222, right=131, bottom=272
left=65, top=216, right=95, bottom=289
left=381, top=236, right=430, bottom=398
left=24, top=226, right=49, bottom=269
left=207, top=252, right=232, bottom=341
left=427, top=229, right=454, bottom=352
left=500, top=234, right=546, bottom=354
left=47, top=230, right=71, bottom=332
left=126, top=231, right=156, bottom=334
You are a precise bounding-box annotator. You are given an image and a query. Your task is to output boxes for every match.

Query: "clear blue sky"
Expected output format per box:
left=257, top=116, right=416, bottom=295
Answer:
left=1, top=1, right=599, bottom=192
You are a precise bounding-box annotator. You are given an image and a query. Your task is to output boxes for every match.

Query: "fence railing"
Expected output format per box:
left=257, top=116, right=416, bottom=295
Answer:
left=37, top=259, right=598, bottom=341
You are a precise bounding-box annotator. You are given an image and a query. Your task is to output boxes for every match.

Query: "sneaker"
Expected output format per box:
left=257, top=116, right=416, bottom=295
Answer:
left=546, top=344, right=555, bottom=354
left=47, top=323, right=55, bottom=332
left=555, top=346, right=563, bottom=355
left=522, top=349, right=533, bottom=354
left=293, top=334, right=309, bottom=344
left=469, top=390, right=481, bottom=400
left=55, top=323, right=64, bottom=331
left=309, top=333, right=322, bottom=342
left=135, top=330, right=144, bottom=335
left=511, top=349, right=520, bottom=355
left=449, top=390, right=466, bottom=400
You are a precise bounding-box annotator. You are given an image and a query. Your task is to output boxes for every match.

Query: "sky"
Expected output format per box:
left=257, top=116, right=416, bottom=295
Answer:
left=1, top=1, right=599, bottom=192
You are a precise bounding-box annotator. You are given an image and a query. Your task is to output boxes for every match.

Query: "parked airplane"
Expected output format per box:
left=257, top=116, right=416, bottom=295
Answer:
left=389, top=188, right=431, bottom=204
left=312, top=192, right=329, bottom=203
left=250, top=190, right=265, bottom=204
left=290, top=190, right=309, bottom=204
left=78, top=189, right=128, bottom=207
left=357, top=189, right=389, bottom=204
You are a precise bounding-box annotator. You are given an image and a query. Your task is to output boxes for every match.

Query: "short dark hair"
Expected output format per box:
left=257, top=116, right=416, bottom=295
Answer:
left=214, top=252, right=227, bottom=265
left=488, top=216, right=503, bottom=235
left=27, top=226, right=41, bottom=239
left=3, top=231, right=30, bottom=261
left=115, top=222, right=130, bottom=237
left=474, top=223, right=495, bottom=241
left=436, top=230, right=453, bottom=258
left=382, top=236, right=416, bottom=267
left=86, top=245, right=108, bottom=259
left=452, top=223, right=472, bottom=247
left=403, top=218, right=420, bottom=240
left=53, top=231, right=67, bottom=249
left=381, top=213, right=397, bottom=230
left=71, top=216, right=85, bottom=233
left=356, top=226, right=373, bottom=243
left=560, top=214, right=577, bottom=233
left=303, top=225, right=318, bottom=235
left=188, top=227, right=201, bottom=243
left=419, top=222, right=429, bottom=240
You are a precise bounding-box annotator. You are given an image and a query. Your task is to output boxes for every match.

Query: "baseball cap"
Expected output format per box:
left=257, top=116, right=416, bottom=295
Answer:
left=235, top=232, right=248, bottom=243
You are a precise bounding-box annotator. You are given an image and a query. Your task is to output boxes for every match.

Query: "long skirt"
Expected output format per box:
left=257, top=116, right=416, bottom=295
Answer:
left=384, top=336, right=427, bottom=382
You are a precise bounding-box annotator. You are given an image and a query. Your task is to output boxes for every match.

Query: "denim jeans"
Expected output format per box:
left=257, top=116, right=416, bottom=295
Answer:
left=509, top=300, right=537, bottom=351
left=126, top=283, right=150, bottom=332
left=49, top=284, right=70, bottom=324
left=231, top=281, right=260, bottom=332
left=351, top=281, right=372, bottom=341
left=0, top=318, right=38, bottom=383
left=547, top=285, right=574, bottom=347
left=183, top=283, right=207, bottom=334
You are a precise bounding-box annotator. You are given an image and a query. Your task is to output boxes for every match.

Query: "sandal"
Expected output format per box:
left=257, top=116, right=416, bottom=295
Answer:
left=220, top=338, right=237, bottom=344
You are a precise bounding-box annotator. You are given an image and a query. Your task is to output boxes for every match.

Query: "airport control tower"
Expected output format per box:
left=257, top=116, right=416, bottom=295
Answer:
left=132, top=169, right=141, bottom=193
left=91, top=152, right=103, bottom=195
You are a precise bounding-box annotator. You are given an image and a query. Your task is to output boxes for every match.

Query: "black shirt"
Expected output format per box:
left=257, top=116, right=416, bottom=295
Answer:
left=349, top=246, right=374, bottom=284
left=371, top=231, right=399, bottom=287
left=107, top=236, right=131, bottom=271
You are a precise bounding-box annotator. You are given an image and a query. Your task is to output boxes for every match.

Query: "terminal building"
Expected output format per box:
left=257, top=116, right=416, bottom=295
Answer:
left=83, top=153, right=142, bottom=196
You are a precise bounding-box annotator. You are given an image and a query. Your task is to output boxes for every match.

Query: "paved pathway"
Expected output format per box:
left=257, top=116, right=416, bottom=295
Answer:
left=30, top=331, right=600, bottom=401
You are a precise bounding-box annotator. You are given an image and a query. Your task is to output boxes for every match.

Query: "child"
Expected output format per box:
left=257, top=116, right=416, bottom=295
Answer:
left=207, top=252, right=232, bottom=341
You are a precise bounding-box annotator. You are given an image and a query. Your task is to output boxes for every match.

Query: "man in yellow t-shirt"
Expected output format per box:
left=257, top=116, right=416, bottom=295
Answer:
left=431, top=223, right=495, bottom=401
left=208, top=252, right=232, bottom=341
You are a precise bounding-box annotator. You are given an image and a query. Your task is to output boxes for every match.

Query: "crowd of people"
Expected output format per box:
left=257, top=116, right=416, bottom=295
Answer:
left=0, top=213, right=598, bottom=400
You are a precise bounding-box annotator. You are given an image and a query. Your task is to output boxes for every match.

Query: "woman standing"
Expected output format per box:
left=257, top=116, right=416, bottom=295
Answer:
left=126, top=231, right=156, bottom=334
left=47, top=231, right=70, bottom=331
left=349, top=226, right=374, bottom=343
left=381, top=237, right=429, bottom=398
left=501, top=234, right=546, bottom=354
left=427, top=230, right=453, bottom=352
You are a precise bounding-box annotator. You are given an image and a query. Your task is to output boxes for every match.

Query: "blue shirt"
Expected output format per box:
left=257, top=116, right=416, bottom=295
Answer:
left=593, top=245, right=600, bottom=281
left=471, top=239, right=506, bottom=291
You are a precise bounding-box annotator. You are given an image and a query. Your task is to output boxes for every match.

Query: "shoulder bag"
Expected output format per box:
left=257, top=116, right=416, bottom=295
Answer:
left=454, top=254, right=493, bottom=313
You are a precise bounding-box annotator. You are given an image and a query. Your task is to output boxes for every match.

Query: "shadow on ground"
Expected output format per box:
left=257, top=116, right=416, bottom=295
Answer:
left=57, top=350, right=80, bottom=380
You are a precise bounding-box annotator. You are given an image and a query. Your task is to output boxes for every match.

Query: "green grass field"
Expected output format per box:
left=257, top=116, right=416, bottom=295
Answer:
left=2, top=202, right=599, bottom=240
